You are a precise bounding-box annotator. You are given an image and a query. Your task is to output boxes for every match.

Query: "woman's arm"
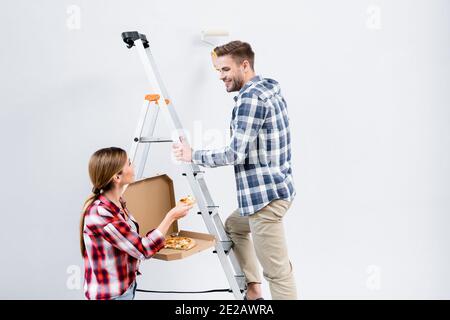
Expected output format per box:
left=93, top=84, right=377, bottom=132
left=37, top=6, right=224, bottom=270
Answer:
left=156, top=202, right=193, bottom=236
left=86, top=203, right=193, bottom=260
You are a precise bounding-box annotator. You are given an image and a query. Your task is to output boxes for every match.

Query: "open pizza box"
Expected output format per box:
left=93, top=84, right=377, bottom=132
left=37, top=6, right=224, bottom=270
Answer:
left=122, top=174, right=216, bottom=261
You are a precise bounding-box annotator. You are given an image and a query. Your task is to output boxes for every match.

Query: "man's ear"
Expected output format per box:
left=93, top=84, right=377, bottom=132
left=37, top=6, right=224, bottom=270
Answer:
left=211, top=55, right=218, bottom=69
left=242, top=60, right=251, bottom=72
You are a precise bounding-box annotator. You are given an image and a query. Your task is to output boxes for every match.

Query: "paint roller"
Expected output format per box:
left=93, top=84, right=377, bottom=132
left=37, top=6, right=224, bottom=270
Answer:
left=200, top=29, right=229, bottom=46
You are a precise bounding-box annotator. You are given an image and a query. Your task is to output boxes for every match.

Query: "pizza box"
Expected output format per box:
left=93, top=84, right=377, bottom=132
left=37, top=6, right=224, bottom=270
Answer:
left=122, top=174, right=216, bottom=261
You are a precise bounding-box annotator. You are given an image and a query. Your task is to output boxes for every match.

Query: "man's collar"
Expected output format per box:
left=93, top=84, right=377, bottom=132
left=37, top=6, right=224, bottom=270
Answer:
left=234, top=75, right=262, bottom=102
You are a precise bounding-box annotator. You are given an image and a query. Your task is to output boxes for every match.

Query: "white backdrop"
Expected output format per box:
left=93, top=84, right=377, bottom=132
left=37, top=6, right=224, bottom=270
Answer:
left=0, top=0, right=449, bottom=299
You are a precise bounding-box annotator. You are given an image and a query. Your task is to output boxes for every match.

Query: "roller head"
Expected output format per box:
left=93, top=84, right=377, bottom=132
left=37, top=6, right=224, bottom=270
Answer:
left=201, top=29, right=229, bottom=46
left=201, top=29, right=229, bottom=37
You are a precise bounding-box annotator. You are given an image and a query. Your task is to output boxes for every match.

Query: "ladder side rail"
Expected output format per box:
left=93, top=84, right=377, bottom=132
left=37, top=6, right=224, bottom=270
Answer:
left=136, top=104, right=160, bottom=179
left=126, top=35, right=245, bottom=300
left=129, top=99, right=151, bottom=164
left=184, top=171, right=244, bottom=299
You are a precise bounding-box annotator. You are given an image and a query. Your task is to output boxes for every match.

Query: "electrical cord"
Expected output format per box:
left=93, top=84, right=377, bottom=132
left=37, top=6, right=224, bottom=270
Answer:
left=136, top=288, right=233, bottom=294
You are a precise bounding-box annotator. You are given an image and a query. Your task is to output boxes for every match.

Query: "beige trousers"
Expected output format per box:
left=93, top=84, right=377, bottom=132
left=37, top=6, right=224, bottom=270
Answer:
left=224, top=199, right=297, bottom=300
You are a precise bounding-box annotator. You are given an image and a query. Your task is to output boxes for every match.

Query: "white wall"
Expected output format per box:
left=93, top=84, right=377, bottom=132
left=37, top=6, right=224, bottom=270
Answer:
left=0, top=0, right=449, bottom=299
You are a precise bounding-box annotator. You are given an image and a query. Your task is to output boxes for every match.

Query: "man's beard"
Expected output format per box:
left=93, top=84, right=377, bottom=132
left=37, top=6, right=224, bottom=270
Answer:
left=226, top=76, right=244, bottom=92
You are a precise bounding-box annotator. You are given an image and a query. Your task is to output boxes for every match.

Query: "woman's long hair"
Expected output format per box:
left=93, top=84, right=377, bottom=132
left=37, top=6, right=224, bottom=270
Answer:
left=80, top=147, right=128, bottom=257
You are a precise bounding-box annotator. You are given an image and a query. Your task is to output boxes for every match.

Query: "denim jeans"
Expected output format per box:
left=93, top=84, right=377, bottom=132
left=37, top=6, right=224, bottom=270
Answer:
left=112, top=281, right=137, bottom=300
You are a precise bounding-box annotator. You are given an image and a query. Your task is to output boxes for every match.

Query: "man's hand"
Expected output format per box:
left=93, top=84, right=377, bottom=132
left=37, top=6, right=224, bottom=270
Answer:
left=172, top=136, right=193, bottom=162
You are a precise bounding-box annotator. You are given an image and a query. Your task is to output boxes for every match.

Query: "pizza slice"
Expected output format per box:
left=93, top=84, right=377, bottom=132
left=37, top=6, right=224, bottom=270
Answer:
left=179, top=195, right=196, bottom=206
left=164, top=236, right=196, bottom=250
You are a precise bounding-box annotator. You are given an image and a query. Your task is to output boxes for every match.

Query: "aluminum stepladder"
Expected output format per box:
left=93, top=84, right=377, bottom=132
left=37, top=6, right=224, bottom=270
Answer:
left=121, top=31, right=246, bottom=300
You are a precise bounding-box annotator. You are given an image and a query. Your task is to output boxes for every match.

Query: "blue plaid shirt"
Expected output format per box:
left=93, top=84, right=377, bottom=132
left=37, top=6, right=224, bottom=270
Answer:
left=193, top=75, right=296, bottom=216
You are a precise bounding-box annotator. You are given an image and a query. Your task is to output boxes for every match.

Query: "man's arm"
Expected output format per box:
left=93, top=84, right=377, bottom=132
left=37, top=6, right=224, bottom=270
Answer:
left=192, top=94, right=267, bottom=168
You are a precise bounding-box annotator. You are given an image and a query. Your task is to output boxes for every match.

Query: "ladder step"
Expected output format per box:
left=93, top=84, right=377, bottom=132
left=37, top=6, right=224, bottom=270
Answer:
left=197, top=210, right=218, bottom=216
left=182, top=170, right=204, bottom=178
left=235, top=276, right=247, bottom=292
left=213, top=250, right=229, bottom=254
left=221, top=240, right=233, bottom=252
left=136, top=137, right=173, bottom=143
left=213, top=240, right=233, bottom=255
left=207, top=206, right=219, bottom=214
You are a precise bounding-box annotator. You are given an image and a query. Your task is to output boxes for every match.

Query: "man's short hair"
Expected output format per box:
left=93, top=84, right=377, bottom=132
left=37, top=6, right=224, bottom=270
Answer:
left=213, top=41, right=255, bottom=70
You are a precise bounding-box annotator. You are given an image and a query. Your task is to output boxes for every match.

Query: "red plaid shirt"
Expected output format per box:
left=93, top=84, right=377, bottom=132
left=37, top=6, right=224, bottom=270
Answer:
left=82, top=194, right=165, bottom=300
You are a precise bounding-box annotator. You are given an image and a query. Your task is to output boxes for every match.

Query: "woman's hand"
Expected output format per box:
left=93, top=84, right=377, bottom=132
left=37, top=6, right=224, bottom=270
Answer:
left=156, top=202, right=193, bottom=236
left=168, top=202, right=194, bottom=220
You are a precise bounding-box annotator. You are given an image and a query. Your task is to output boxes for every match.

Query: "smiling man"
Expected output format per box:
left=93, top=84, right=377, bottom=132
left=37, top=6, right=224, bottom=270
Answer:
left=172, top=41, right=297, bottom=300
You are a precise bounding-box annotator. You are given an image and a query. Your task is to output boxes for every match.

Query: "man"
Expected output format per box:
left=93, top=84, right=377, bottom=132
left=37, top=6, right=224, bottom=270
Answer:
left=172, top=41, right=297, bottom=300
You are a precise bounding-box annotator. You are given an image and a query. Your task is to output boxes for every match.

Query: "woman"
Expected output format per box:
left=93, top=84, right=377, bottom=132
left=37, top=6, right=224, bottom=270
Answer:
left=80, top=147, right=193, bottom=300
